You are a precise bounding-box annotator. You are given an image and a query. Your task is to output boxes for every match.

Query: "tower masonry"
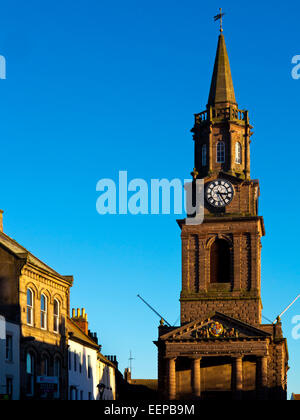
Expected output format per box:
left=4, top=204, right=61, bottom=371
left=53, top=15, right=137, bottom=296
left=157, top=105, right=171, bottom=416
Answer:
left=155, top=30, right=289, bottom=401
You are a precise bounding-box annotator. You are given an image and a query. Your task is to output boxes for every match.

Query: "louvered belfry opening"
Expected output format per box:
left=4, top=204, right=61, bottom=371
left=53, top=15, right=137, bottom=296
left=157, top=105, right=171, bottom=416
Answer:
left=210, top=239, right=231, bottom=284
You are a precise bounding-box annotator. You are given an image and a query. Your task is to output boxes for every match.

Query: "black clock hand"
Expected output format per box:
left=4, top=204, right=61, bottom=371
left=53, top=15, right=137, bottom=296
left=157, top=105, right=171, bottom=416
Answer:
left=217, top=193, right=225, bottom=205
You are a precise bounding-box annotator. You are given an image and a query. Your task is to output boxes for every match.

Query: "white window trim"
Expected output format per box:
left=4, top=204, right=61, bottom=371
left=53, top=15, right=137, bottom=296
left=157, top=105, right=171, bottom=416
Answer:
left=27, top=289, right=34, bottom=326
left=217, top=141, right=225, bottom=163
left=41, top=294, right=47, bottom=330
left=53, top=299, right=60, bottom=333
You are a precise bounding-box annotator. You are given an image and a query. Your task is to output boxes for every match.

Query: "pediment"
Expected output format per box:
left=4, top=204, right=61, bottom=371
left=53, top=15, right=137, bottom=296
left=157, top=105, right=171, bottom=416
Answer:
left=160, top=312, right=271, bottom=341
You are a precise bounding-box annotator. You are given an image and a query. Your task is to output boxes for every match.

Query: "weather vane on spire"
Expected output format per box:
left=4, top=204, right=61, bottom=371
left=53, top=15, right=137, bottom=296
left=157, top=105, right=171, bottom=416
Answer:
left=214, top=8, right=225, bottom=33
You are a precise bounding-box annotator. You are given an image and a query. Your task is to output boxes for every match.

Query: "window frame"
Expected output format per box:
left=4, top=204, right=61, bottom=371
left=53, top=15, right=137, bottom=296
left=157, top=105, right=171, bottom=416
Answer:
left=6, top=377, right=13, bottom=399
left=202, top=144, right=207, bottom=167
left=53, top=299, right=60, bottom=333
left=79, top=352, right=82, bottom=373
left=235, top=141, right=242, bottom=165
left=5, top=334, right=13, bottom=362
left=27, top=289, right=34, bottom=326
left=216, top=141, right=225, bottom=163
left=54, top=358, right=61, bottom=399
left=88, top=355, right=92, bottom=379
left=41, top=294, right=47, bottom=330
left=41, top=355, right=49, bottom=376
left=74, top=351, right=77, bottom=372
left=26, top=352, right=35, bottom=397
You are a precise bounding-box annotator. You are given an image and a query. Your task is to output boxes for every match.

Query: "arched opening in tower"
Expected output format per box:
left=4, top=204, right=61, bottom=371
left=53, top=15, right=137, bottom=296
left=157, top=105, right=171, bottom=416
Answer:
left=210, top=239, right=231, bottom=284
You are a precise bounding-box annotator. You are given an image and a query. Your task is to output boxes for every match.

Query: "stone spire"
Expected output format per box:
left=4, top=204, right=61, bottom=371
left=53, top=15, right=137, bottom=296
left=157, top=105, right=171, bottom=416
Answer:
left=207, top=33, right=237, bottom=108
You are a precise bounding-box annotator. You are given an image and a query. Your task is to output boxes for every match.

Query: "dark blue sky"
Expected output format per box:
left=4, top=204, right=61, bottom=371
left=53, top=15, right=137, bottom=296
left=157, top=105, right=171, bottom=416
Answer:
left=0, top=0, right=300, bottom=395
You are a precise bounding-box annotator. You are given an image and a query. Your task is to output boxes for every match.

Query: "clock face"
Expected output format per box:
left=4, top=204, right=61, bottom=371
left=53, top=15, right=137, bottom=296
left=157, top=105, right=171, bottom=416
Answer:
left=205, top=179, right=234, bottom=208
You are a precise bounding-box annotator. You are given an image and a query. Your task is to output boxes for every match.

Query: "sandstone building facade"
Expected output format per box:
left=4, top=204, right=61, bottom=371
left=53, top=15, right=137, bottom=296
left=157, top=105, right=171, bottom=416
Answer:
left=0, top=211, right=119, bottom=400
left=155, top=32, right=289, bottom=400
left=0, top=211, right=73, bottom=399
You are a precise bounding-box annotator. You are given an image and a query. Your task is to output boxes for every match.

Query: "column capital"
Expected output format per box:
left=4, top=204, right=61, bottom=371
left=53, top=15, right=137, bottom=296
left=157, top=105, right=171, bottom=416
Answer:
left=232, top=355, right=244, bottom=360
left=190, top=355, right=202, bottom=361
left=164, top=356, right=177, bottom=361
left=191, top=356, right=201, bottom=398
left=167, top=355, right=177, bottom=400
left=257, top=355, right=268, bottom=360
left=232, top=354, right=243, bottom=399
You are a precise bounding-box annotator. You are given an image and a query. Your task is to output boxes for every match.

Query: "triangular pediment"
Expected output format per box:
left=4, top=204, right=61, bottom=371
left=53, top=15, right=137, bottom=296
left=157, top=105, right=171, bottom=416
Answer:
left=160, top=312, right=271, bottom=341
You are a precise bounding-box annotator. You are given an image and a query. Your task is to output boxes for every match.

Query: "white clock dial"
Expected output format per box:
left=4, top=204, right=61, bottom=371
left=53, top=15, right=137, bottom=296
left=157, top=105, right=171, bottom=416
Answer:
left=205, top=179, right=234, bottom=208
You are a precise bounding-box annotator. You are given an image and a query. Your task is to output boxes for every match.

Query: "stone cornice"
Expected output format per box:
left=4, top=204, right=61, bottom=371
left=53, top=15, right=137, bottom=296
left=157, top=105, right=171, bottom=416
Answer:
left=21, top=263, right=72, bottom=293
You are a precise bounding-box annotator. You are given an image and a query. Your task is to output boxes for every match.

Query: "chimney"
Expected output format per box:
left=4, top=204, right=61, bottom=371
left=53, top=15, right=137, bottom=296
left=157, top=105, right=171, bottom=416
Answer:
left=124, top=368, right=131, bottom=383
left=71, top=308, right=89, bottom=335
left=0, top=210, right=3, bottom=232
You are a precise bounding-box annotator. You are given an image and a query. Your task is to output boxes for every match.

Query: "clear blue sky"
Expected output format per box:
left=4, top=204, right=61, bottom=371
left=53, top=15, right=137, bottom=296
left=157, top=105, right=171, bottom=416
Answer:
left=0, top=0, right=299, bottom=396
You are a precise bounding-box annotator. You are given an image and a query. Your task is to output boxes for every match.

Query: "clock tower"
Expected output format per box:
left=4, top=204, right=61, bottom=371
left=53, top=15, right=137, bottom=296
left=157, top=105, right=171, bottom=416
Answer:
left=156, top=30, right=289, bottom=401
left=180, top=32, right=262, bottom=325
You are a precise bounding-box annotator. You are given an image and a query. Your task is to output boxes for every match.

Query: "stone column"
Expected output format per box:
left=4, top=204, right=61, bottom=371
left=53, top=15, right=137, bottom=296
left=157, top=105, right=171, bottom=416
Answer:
left=232, top=356, right=243, bottom=400
left=167, top=358, right=177, bottom=400
left=257, top=356, right=268, bottom=400
left=191, top=357, right=202, bottom=398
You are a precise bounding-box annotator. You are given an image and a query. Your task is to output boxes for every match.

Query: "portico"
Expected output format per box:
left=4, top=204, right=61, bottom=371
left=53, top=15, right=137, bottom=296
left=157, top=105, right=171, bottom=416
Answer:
left=164, top=353, right=269, bottom=401
left=156, top=312, right=272, bottom=400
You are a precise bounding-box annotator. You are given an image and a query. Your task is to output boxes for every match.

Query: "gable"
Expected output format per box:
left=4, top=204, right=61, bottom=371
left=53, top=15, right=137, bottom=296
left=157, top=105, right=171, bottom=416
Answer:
left=0, top=231, right=72, bottom=282
left=160, top=312, right=271, bottom=341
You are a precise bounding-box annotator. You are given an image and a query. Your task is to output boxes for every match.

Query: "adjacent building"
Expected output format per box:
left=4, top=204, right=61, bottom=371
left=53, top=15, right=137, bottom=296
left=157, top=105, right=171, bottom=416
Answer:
left=68, top=309, right=118, bottom=400
left=0, top=211, right=119, bottom=400
left=99, top=355, right=118, bottom=400
left=0, top=314, right=20, bottom=400
left=0, top=211, right=72, bottom=399
left=121, top=368, right=158, bottom=400
left=68, top=309, right=100, bottom=400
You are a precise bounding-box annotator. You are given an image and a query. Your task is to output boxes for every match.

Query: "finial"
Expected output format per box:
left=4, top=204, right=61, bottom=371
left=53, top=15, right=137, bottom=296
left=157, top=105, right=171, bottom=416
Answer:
left=191, top=168, right=199, bottom=180
left=214, top=8, right=225, bottom=33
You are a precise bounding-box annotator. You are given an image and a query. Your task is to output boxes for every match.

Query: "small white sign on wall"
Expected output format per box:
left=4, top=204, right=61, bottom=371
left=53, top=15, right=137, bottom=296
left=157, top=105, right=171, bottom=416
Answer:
left=0, top=315, right=5, bottom=340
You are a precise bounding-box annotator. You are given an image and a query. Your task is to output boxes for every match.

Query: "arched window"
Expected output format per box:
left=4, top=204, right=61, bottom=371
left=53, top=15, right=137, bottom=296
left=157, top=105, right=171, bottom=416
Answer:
left=217, top=142, right=225, bottom=163
left=27, top=289, right=34, bottom=326
left=41, top=355, right=49, bottom=376
left=235, top=142, right=242, bottom=164
left=41, top=294, right=47, bottom=330
left=210, top=239, right=231, bottom=284
left=54, top=358, right=61, bottom=377
left=202, top=144, right=207, bottom=167
left=54, top=358, right=61, bottom=399
left=26, top=352, right=35, bottom=396
left=53, top=299, right=60, bottom=333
